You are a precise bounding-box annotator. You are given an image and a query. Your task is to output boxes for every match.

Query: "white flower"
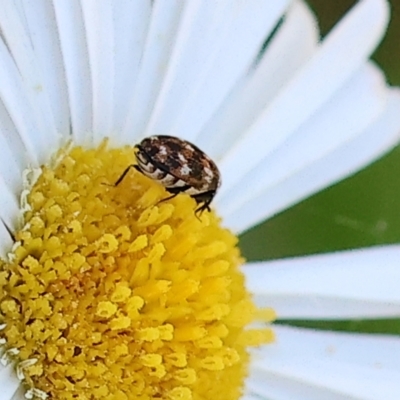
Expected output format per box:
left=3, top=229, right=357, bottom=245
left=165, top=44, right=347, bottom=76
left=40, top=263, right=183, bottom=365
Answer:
left=0, top=0, right=399, bottom=399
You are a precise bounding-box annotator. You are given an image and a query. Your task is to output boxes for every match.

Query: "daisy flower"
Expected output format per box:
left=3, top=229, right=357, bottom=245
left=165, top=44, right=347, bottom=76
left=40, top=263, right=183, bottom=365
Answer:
left=0, top=0, right=400, bottom=399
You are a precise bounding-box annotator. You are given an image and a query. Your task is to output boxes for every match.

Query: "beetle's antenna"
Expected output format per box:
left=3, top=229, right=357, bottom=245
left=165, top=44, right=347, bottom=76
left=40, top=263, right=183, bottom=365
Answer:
left=114, top=165, right=140, bottom=186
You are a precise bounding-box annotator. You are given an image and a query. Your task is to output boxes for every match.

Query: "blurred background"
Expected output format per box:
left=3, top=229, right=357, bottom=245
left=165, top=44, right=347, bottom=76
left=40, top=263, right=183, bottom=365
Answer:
left=240, top=0, right=400, bottom=333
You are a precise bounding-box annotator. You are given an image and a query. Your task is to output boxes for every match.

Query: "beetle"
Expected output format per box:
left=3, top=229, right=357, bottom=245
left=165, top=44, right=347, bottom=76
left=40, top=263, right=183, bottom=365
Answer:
left=114, top=135, right=221, bottom=214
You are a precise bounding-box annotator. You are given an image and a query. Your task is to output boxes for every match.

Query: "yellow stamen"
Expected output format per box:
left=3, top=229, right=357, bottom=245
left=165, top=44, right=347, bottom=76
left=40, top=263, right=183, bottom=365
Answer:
left=0, top=142, right=274, bottom=399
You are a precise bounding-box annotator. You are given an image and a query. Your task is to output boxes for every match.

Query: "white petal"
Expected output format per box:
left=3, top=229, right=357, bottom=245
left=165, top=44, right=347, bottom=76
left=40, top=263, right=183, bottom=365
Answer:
left=218, top=0, right=389, bottom=197
left=80, top=0, right=114, bottom=142
left=10, top=386, right=24, bottom=400
left=20, top=0, right=70, bottom=137
left=0, top=363, right=20, bottom=400
left=0, top=110, right=25, bottom=194
left=0, top=37, right=44, bottom=165
left=0, top=223, right=13, bottom=260
left=121, top=0, right=185, bottom=142
left=198, top=0, right=319, bottom=159
left=143, top=0, right=236, bottom=138
left=246, top=325, right=400, bottom=400
left=241, top=395, right=265, bottom=400
left=112, top=0, right=152, bottom=136
left=243, top=245, right=400, bottom=319
left=0, top=175, right=19, bottom=233
left=53, top=0, right=92, bottom=143
left=144, top=0, right=290, bottom=142
left=218, top=62, right=387, bottom=217
left=224, top=88, right=400, bottom=233
left=0, top=1, right=59, bottom=162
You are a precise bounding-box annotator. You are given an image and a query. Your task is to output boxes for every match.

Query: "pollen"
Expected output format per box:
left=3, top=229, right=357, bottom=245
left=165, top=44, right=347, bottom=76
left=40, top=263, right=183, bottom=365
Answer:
left=0, top=141, right=274, bottom=399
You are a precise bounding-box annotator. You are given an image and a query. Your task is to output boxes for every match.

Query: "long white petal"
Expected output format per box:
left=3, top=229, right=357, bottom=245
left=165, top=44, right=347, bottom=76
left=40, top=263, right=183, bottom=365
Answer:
left=218, top=62, right=387, bottom=216
left=143, top=0, right=236, bottom=138
left=112, top=0, right=152, bottom=136
left=121, top=0, right=185, bottom=142
left=80, top=0, right=114, bottom=142
left=0, top=1, right=59, bottom=162
left=197, top=0, right=319, bottom=159
left=0, top=362, right=20, bottom=400
left=225, top=89, right=400, bottom=233
left=0, top=223, right=13, bottom=260
left=243, top=245, right=400, bottom=319
left=241, top=395, right=265, bottom=400
left=53, top=0, right=92, bottom=143
left=0, top=175, right=19, bottom=233
left=218, top=0, right=389, bottom=196
left=10, top=386, right=25, bottom=400
left=144, top=0, right=290, bottom=142
left=21, top=0, right=70, bottom=138
left=0, top=36, right=46, bottom=165
left=246, top=325, right=400, bottom=400
left=0, top=127, right=24, bottom=195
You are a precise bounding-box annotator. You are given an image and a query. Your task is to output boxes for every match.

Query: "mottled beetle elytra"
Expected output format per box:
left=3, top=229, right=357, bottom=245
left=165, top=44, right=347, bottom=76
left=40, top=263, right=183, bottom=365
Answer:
left=115, top=135, right=221, bottom=214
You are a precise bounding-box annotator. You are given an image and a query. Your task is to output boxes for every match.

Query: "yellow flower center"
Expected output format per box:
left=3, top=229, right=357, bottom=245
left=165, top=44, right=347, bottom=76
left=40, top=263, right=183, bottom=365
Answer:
left=0, top=142, right=275, bottom=400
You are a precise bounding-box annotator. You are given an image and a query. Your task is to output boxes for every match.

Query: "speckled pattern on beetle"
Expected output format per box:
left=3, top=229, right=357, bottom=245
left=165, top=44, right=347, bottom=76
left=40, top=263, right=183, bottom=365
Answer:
left=115, top=135, right=221, bottom=214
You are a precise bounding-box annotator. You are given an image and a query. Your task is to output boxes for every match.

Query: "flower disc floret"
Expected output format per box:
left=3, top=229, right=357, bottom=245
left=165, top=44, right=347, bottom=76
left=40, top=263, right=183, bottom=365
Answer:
left=0, top=142, right=274, bottom=399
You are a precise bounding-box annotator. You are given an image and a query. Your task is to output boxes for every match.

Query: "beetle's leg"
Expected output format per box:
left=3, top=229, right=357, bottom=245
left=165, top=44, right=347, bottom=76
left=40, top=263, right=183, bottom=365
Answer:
left=192, top=191, right=215, bottom=216
left=157, top=193, right=179, bottom=204
left=194, top=200, right=211, bottom=217
left=114, top=165, right=141, bottom=186
left=158, top=185, right=191, bottom=205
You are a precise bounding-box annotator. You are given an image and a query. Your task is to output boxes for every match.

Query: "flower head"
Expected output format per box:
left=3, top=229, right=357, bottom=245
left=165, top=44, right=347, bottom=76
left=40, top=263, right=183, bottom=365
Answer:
left=0, top=1, right=399, bottom=399
left=0, top=143, right=273, bottom=399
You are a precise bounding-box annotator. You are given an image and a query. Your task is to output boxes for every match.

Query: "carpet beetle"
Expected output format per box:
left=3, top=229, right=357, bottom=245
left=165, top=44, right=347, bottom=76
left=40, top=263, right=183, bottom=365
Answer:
left=115, top=135, right=221, bottom=214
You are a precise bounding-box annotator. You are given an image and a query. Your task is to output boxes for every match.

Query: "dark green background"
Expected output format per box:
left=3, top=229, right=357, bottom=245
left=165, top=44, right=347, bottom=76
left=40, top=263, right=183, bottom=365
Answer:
left=239, top=0, right=400, bottom=333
